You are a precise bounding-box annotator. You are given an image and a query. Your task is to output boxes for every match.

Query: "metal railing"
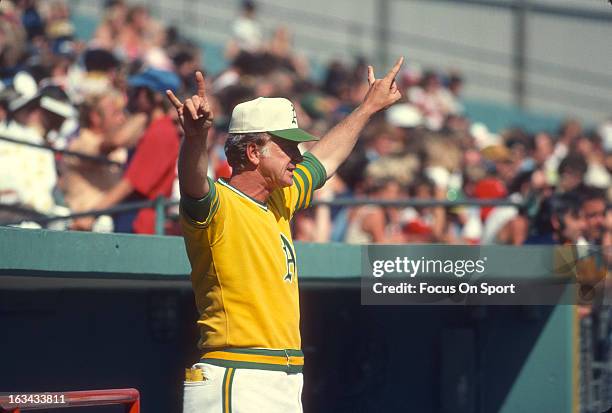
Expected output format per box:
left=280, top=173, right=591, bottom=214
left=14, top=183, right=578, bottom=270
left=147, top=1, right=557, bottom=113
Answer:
left=0, top=127, right=526, bottom=235
left=0, top=129, right=526, bottom=234
left=0, top=135, right=124, bottom=166
left=0, top=196, right=523, bottom=235
left=580, top=311, right=612, bottom=413
left=0, top=197, right=168, bottom=235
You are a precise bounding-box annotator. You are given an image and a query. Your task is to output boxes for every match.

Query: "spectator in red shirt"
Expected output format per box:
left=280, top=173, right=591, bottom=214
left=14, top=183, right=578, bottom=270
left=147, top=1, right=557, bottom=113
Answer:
left=73, top=68, right=181, bottom=234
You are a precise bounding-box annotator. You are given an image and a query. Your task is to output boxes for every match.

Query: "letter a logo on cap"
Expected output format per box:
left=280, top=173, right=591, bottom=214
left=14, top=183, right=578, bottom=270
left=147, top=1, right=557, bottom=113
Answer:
left=291, top=105, right=297, bottom=127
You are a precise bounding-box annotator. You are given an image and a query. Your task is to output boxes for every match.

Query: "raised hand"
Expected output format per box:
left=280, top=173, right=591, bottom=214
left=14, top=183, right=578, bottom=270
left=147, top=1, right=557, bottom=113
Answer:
left=361, top=56, right=404, bottom=114
left=166, top=71, right=214, bottom=139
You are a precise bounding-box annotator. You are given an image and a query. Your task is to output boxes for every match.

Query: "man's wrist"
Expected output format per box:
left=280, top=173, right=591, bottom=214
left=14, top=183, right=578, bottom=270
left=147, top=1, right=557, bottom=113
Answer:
left=355, top=104, right=376, bottom=119
left=184, top=128, right=210, bottom=141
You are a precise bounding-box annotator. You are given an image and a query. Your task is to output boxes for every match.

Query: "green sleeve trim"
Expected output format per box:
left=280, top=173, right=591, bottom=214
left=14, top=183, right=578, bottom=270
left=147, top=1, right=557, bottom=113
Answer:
left=180, top=176, right=217, bottom=223
left=294, top=167, right=310, bottom=210
left=294, top=179, right=303, bottom=204
left=301, top=152, right=327, bottom=190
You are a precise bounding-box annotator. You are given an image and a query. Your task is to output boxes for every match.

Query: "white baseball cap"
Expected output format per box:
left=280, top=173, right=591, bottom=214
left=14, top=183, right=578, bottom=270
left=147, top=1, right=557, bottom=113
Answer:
left=9, top=71, right=38, bottom=112
left=229, top=97, right=319, bottom=142
left=386, top=103, right=423, bottom=128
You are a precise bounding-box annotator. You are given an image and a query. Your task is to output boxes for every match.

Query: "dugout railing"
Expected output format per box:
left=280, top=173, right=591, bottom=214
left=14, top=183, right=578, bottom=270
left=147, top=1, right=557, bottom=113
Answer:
left=0, top=132, right=525, bottom=235
left=0, top=195, right=525, bottom=235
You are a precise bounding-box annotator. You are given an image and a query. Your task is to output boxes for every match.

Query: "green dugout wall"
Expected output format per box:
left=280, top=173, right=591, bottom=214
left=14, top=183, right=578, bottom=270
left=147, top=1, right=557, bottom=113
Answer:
left=0, top=227, right=577, bottom=412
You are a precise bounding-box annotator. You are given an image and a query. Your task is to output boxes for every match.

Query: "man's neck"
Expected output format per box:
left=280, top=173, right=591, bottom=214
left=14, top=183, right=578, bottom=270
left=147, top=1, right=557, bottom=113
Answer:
left=150, top=107, right=165, bottom=120
left=228, top=170, right=271, bottom=203
left=85, top=126, right=104, bottom=139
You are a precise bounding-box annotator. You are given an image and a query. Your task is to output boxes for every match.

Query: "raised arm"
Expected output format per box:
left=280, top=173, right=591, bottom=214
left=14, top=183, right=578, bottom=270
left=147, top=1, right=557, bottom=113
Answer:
left=166, top=71, right=214, bottom=199
left=101, top=113, right=148, bottom=152
left=309, top=57, right=403, bottom=178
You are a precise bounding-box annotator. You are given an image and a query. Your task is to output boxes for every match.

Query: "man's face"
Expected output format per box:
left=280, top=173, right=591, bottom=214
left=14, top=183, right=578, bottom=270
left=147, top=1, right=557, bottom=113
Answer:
left=258, top=136, right=303, bottom=189
left=560, top=210, right=585, bottom=244
left=178, top=59, right=197, bottom=78
left=127, top=87, right=154, bottom=114
left=582, top=199, right=606, bottom=243
left=99, top=95, right=126, bottom=134
left=372, top=132, right=403, bottom=157
left=562, top=121, right=582, bottom=141
left=495, top=159, right=517, bottom=182
left=559, top=169, right=583, bottom=193
left=534, top=133, right=553, bottom=164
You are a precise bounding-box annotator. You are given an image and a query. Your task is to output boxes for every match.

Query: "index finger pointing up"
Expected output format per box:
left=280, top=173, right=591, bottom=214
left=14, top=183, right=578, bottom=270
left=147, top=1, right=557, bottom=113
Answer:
left=166, top=90, right=182, bottom=109
left=195, top=71, right=207, bottom=98
left=367, top=65, right=375, bottom=86
left=383, top=56, right=404, bottom=83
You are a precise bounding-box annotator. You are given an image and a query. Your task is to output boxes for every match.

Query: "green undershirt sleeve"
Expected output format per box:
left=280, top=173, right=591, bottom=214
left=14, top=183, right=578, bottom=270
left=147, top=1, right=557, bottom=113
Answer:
left=180, top=176, right=217, bottom=223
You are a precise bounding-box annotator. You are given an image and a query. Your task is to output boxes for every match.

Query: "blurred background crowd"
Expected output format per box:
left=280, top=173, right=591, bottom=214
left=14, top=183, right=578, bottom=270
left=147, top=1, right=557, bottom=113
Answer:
left=0, top=0, right=610, bottom=249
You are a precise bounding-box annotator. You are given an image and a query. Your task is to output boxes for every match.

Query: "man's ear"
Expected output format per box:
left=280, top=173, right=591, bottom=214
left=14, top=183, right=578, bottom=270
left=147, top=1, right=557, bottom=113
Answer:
left=246, top=142, right=261, bottom=166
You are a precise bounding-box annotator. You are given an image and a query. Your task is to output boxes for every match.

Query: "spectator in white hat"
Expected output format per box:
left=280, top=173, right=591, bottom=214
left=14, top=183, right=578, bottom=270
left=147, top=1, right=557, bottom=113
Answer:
left=0, top=73, right=76, bottom=216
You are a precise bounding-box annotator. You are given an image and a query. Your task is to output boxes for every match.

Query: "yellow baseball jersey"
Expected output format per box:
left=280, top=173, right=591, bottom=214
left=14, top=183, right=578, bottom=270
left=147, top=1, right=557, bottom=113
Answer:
left=180, top=152, right=326, bottom=351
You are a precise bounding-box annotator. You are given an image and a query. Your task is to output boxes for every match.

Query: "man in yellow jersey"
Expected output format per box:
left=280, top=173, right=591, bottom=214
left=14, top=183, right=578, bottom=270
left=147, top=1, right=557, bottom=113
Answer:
left=167, top=56, right=403, bottom=413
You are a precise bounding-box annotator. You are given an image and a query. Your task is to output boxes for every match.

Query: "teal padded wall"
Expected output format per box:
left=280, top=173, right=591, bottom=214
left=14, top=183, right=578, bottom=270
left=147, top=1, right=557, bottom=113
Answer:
left=0, top=227, right=577, bottom=412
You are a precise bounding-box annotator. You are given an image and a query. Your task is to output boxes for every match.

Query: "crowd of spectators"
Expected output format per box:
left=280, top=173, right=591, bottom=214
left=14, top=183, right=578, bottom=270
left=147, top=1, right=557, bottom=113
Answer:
left=0, top=0, right=610, bottom=250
